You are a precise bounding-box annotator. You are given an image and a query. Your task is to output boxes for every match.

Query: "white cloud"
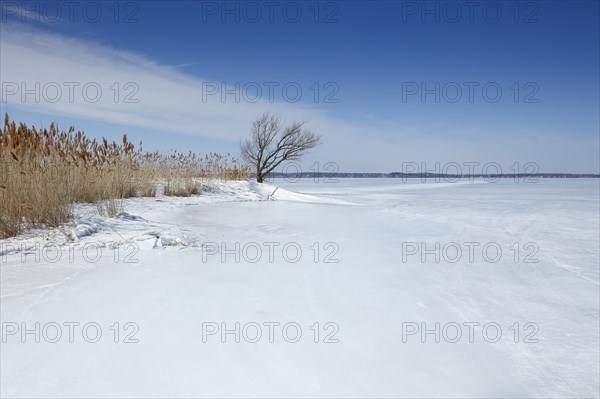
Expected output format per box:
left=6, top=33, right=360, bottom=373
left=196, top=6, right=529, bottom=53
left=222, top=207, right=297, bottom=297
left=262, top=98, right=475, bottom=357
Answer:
left=0, top=23, right=407, bottom=157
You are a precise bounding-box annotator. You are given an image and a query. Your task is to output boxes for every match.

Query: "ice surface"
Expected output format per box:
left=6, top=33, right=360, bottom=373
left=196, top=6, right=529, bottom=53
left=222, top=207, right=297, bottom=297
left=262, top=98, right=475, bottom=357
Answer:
left=1, top=178, right=598, bottom=398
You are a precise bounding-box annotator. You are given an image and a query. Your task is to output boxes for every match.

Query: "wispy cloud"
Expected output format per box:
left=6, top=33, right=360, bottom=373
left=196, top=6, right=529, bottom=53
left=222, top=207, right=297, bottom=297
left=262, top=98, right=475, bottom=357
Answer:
left=0, top=23, right=401, bottom=147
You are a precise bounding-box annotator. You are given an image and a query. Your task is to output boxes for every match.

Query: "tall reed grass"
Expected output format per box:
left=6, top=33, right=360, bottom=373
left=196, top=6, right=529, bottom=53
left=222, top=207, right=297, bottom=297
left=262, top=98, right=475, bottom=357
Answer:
left=0, top=114, right=250, bottom=238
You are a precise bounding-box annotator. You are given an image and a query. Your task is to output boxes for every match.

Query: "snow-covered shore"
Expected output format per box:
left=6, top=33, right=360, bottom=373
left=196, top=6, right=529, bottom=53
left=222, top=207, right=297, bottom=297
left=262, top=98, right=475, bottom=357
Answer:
left=1, top=178, right=599, bottom=398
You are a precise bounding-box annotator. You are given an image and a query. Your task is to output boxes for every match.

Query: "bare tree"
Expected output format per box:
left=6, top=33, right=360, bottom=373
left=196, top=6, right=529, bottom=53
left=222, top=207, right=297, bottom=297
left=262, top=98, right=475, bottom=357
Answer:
left=240, top=113, right=321, bottom=183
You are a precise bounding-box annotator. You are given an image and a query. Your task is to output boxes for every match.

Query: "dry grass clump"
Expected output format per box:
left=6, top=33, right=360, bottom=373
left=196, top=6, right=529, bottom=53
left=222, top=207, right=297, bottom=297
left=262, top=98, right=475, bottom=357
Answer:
left=96, top=198, right=124, bottom=218
left=163, top=180, right=201, bottom=197
left=0, top=114, right=250, bottom=238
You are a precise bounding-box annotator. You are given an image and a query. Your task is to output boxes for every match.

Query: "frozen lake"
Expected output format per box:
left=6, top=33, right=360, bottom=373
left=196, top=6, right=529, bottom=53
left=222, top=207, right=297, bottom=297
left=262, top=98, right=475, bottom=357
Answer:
left=1, top=178, right=599, bottom=398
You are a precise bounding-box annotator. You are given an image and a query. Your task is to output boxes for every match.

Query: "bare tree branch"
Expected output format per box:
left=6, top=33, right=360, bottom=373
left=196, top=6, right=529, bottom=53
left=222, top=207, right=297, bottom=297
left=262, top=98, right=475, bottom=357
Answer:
left=240, top=113, right=321, bottom=183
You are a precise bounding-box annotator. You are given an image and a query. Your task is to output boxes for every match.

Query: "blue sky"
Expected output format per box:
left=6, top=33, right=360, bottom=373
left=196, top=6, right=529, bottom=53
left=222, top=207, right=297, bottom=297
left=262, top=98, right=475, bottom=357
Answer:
left=1, top=0, right=599, bottom=173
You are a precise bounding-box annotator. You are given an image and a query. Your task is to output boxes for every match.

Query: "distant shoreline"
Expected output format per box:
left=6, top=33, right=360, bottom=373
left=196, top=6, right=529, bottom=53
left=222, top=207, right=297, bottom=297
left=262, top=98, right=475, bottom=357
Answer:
left=268, top=173, right=600, bottom=179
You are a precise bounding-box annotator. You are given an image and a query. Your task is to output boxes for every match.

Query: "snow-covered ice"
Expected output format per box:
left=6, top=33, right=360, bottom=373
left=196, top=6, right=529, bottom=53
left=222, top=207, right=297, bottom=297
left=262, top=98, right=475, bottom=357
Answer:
left=1, top=178, right=598, bottom=398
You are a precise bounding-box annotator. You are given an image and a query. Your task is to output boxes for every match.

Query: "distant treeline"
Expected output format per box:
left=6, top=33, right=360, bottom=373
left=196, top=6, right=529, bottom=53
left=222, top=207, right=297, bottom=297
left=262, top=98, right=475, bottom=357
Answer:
left=268, top=172, right=600, bottom=179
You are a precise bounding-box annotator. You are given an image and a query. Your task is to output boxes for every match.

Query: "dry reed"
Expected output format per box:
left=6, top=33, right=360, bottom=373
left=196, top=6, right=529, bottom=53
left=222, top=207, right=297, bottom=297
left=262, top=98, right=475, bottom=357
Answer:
left=0, top=114, right=250, bottom=238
